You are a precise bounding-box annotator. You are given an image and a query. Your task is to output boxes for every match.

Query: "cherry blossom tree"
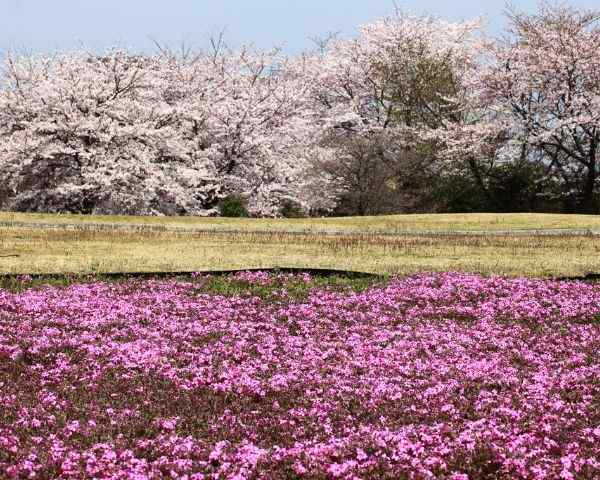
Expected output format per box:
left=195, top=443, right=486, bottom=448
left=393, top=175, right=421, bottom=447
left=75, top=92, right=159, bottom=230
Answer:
left=187, top=42, right=338, bottom=216
left=467, top=1, right=600, bottom=212
left=0, top=49, right=222, bottom=215
left=4, top=3, right=596, bottom=217
left=300, top=10, right=484, bottom=213
left=0, top=44, right=337, bottom=216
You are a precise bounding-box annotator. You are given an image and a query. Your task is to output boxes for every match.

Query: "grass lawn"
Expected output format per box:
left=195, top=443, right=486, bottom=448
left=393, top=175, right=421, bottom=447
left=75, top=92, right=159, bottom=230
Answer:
left=2, top=211, right=600, bottom=233
left=0, top=212, right=599, bottom=277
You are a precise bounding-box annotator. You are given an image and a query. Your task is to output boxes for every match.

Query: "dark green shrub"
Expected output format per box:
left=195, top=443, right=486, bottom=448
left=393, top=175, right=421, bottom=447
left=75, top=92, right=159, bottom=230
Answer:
left=279, top=199, right=305, bottom=218
left=433, top=163, right=551, bottom=213
left=432, top=173, right=488, bottom=213
left=218, top=196, right=250, bottom=217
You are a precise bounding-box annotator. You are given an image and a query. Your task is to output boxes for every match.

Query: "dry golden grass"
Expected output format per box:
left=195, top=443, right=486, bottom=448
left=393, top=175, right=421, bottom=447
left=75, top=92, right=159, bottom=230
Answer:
left=1, top=225, right=598, bottom=278
left=2, top=211, right=600, bottom=234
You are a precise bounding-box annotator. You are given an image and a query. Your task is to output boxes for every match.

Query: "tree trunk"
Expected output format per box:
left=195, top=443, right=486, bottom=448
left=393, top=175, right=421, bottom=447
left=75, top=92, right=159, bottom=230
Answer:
left=580, top=140, right=598, bottom=213
left=467, top=158, right=501, bottom=211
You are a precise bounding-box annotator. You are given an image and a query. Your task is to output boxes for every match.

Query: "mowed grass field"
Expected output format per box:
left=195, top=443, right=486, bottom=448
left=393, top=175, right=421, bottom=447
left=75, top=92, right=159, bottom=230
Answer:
left=3, top=210, right=600, bottom=233
left=1, top=212, right=599, bottom=277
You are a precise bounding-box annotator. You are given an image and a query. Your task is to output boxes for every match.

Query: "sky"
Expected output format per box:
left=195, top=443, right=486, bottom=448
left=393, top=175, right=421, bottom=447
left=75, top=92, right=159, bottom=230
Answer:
left=1, top=0, right=599, bottom=56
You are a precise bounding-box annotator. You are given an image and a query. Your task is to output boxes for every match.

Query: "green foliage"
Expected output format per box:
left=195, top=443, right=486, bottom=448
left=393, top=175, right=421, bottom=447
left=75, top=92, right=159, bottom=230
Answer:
left=193, top=274, right=383, bottom=302
left=218, top=196, right=250, bottom=218
left=383, top=55, right=461, bottom=130
left=279, top=199, right=305, bottom=218
left=484, top=164, right=544, bottom=213
left=0, top=272, right=384, bottom=297
left=0, top=274, right=127, bottom=293
left=432, top=173, right=488, bottom=213
left=433, top=163, right=549, bottom=213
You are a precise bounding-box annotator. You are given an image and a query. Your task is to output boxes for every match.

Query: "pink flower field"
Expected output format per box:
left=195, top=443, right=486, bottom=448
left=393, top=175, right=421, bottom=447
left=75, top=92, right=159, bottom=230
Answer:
left=1, top=272, right=600, bottom=479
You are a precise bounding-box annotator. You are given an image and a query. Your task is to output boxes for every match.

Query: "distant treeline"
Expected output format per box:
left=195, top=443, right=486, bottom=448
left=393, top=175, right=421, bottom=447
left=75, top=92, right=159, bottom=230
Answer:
left=1, top=2, right=599, bottom=216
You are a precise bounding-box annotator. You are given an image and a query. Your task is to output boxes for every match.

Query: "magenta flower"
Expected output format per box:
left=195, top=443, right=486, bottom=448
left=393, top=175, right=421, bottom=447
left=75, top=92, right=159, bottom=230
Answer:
left=1, top=272, right=599, bottom=478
